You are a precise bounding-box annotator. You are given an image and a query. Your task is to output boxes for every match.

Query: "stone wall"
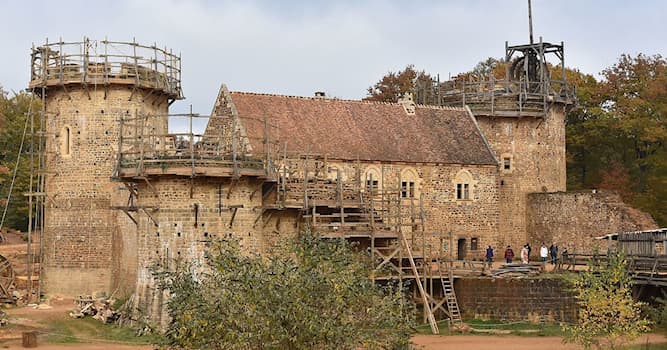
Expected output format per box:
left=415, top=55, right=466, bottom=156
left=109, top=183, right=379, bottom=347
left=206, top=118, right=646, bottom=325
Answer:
left=527, top=190, right=658, bottom=252
left=42, top=87, right=168, bottom=297
left=475, top=105, right=567, bottom=250
left=133, top=176, right=268, bottom=327
left=456, top=277, right=577, bottom=323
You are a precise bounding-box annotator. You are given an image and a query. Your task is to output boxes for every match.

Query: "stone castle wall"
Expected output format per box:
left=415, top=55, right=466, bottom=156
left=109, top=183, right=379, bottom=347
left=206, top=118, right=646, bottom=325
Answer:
left=132, top=176, right=268, bottom=327
left=475, top=105, right=567, bottom=250
left=526, top=190, right=658, bottom=252
left=42, top=87, right=168, bottom=296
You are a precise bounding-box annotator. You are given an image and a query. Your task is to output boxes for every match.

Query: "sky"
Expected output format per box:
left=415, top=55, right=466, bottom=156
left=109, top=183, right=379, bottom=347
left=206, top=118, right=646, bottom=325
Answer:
left=1, top=0, right=665, bottom=115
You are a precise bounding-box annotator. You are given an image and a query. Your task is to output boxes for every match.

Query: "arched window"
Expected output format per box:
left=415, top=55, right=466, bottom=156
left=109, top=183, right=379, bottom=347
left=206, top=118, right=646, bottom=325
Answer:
left=62, top=126, right=71, bottom=156
left=453, top=170, right=476, bottom=201
left=364, top=166, right=382, bottom=194
left=400, top=167, right=419, bottom=199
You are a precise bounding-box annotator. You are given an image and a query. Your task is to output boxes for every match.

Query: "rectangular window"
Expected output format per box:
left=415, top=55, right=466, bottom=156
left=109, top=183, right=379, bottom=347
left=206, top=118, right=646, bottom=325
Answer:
left=470, top=237, right=479, bottom=251
left=366, top=179, right=378, bottom=193
left=457, top=183, right=470, bottom=200
left=503, top=157, right=511, bottom=170
left=401, top=181, right=415, bottom=198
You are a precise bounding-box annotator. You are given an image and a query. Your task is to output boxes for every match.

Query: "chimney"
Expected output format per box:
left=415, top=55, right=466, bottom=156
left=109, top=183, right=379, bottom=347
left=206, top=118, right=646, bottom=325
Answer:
left=314, top=91, right=326, bottom=98
left=398, top=92, right=416, bottom=115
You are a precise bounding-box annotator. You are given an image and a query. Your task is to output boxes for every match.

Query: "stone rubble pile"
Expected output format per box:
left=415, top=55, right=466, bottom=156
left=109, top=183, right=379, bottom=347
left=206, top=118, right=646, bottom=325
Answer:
left=69, top=295, right=120, bottom=324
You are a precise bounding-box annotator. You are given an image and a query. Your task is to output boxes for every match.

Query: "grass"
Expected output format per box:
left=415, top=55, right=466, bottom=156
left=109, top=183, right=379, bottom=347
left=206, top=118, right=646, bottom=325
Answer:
left=41, top=315, right=160, bottom=345
left=414, top=318, right=564, bottom=337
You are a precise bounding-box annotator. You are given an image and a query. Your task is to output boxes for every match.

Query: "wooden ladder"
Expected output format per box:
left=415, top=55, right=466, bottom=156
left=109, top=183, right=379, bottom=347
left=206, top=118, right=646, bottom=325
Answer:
left=441, top=272, right=462, bottom=324
left=399, top=231, right=439, bottom=334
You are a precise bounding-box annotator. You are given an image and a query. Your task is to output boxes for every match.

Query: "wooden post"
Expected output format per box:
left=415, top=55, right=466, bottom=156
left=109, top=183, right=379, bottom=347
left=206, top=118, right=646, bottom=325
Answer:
left=22, top=331, right=37, bottom=348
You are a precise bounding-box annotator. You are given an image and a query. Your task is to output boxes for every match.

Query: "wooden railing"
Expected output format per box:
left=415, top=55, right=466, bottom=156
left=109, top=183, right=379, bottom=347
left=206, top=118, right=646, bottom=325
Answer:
left=437, top=78, right=575, bottom=117
left=29, top=38, right=182, bottom=100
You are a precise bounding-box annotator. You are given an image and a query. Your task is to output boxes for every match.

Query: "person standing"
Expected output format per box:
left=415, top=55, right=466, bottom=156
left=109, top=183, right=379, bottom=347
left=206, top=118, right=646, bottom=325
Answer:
left=526, top=243, right=532, bottom=262
left=504, top=245, right=514, bottom=264
left=540, top=242, right=548, bottom=265
left=485, top=245, right=494, bottom=268
left=520, top=245, right=529, bottom=264
left=550, top=243, right=559, bottom=264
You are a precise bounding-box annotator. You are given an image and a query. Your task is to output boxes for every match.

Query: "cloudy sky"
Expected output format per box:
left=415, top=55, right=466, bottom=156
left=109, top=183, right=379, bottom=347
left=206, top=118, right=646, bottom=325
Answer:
left=1, top=0, right=665, bottom=115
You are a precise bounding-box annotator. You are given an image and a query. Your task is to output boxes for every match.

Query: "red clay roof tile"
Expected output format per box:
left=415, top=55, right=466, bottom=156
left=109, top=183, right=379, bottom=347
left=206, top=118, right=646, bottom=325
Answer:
left=214, top=88, right=496, bottom=165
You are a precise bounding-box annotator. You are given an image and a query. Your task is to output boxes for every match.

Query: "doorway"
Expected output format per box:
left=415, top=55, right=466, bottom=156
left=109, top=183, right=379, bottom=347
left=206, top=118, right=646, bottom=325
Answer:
left=457, top=238, right=466, bottom=260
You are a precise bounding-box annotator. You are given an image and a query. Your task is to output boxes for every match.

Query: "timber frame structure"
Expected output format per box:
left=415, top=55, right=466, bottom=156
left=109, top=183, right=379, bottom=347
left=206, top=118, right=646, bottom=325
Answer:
left=113, top=112, right=467, bottom=333
left=415, top=38, right=576, bottom=117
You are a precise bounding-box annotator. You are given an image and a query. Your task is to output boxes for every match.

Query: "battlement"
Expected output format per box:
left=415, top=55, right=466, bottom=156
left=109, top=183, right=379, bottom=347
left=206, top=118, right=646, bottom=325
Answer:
left=29, top=38, right=183, bottom=102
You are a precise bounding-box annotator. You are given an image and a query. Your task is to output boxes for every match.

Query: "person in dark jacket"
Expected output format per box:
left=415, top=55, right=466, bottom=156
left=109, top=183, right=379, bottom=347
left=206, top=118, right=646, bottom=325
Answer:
left=504, top=245, right=514, bottom=264
left=549, top=243, right=558, bottom=264
left=485, top=245, right=494, bottom=267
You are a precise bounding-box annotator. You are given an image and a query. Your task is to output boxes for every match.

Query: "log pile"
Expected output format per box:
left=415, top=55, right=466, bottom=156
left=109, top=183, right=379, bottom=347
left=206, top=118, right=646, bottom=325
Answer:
left=490, top=263, right=541, bottom=277
left=69, top=296, right=120, bottom=324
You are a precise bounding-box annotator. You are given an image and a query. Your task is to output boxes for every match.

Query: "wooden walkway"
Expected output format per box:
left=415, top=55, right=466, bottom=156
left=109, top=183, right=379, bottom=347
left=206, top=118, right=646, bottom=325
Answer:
left=560, top=253, right=667, bottom=287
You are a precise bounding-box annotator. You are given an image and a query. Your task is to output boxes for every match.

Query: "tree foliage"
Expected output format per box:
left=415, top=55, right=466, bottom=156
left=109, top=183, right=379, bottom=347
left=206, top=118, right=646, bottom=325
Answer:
left=155, top=232, right=415, bottom=350
left=0, top=88, right=40, bottom=230
left=563, top=252, right=651, bottom=350
left=566, top=54, right=667, bottom=225
left=452, top=57, right=505, bottom=82
left=364, top=64, right=434, bottom=103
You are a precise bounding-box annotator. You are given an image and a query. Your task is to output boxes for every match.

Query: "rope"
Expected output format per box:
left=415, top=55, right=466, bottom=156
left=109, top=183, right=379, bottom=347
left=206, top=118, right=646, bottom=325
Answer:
left=0, top=93, right=34, bottom=229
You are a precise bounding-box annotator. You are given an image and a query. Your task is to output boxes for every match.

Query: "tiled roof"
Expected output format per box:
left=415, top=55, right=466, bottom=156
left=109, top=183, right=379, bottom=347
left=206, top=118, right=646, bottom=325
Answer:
left=211, top=86, right=497, bottom=165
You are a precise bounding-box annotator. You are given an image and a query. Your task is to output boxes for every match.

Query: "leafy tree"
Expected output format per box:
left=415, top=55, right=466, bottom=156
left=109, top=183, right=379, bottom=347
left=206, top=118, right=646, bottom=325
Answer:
left=155, top=231, right=415, bottom=350
left=452, top=57, right=505, bottom=82
left=565, top=54, right=667, bottom=226
left=563, top=252, right=651, bottom=349
left=364, top=64, right=434, bottom=103
left=0, top=89, right=40, bottom=230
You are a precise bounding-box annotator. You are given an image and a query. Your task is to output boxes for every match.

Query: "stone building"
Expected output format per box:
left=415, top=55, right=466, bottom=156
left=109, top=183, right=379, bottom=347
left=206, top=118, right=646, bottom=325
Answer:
left=26, top=37, right=657, bottom=324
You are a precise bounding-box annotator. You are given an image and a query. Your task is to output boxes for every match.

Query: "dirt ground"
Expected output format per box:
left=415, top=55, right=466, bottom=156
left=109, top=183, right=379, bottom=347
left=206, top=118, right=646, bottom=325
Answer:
left=411, top=333, right=667, bottom=350
left=0, top=299, right=664, bottom=349
left=0, top=299, right=152, bottom=349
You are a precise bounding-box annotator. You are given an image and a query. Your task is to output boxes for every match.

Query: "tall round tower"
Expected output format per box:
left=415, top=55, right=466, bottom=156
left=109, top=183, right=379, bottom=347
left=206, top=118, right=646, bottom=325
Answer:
left=28, top=38, right=183, bottom=296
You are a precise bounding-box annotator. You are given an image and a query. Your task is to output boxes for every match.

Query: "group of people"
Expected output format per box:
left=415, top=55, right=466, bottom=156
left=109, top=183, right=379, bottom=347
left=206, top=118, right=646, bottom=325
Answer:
left=485, top=242, right=568, bottom=267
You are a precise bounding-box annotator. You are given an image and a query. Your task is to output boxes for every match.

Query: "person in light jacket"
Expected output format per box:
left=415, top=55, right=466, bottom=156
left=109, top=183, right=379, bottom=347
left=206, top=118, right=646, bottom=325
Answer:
left=520, top=245, right=529, bottom=264
left=540, top=242, right=548, bottom=265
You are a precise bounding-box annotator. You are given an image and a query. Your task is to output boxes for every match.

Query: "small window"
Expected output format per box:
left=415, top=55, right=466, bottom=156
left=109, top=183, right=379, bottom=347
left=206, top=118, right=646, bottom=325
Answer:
left=62, top=126, right=71, bottom=156
left=401, top=181, right=415, bottom=198
left=364, top=167, right=382, bottom=194
left=456, top=183, right=470, bottom=200
left=366, top=179, right=379, bottom=193
left=500, top=153, right=513, bottom=173
left=470, top=238, right=479, bottom=251
left=400, top=167, right=419, bottom=199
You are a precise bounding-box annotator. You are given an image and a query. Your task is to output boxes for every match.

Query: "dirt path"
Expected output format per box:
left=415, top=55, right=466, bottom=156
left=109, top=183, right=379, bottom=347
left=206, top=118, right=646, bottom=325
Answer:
left=411, top=333, right=667, bottom=350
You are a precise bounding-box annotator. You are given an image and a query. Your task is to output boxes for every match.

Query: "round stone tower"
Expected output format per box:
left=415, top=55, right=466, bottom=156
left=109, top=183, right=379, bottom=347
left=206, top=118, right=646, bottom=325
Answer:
left=28, top=38, right=183, bottom=296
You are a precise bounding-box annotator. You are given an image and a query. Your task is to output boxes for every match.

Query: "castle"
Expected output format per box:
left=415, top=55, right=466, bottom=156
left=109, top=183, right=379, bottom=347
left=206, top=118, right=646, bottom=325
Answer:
left=26, top=37, right=656, bottom=324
